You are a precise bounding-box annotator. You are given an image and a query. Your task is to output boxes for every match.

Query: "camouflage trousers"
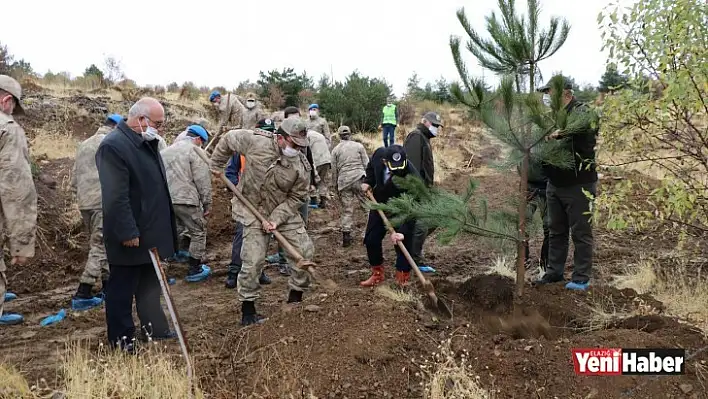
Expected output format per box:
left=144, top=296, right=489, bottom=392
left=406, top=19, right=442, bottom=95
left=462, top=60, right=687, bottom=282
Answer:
left=0, top=268, right=6, bottom=318
left=338, top=185, right=368, bottom=233
left=80, top=210, right=110, bottom=285
left=174, top=204, right=207, bottom=260
left=316, top=164, right=331, bottom=200
left=239, top=223, right=313, bottom=302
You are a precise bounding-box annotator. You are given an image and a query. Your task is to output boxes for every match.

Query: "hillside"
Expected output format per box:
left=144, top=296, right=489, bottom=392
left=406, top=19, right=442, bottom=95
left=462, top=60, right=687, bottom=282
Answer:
left=0, top=84, right=707, bottom=399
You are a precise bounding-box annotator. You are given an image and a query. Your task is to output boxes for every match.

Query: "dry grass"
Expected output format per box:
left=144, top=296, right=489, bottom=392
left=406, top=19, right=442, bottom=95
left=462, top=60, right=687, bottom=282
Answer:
left=484, top=256, right=544, bottom=283
left=29, top=131, right=78, bottom=160
left=375, top=285, right=419, bottom=304
left=62, top=341, right=203, bottom=399
left=0, top=364, right=35, bottom=399
left=608, top=257, right=708, bottom=332
left=415, top=338, right=493, bottom=399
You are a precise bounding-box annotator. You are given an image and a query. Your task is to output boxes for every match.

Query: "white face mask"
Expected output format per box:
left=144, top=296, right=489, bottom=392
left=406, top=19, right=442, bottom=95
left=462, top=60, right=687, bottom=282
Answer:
left=137, top=118, right=159, bottom=141
left=309, top=110, right=317, bottom=118
left=282, top=146, right=299, bottom=157
left=246, top=100, right=256, bottom=109
left=428, top=125, right=438, bottom=137
left=542, top=94, right=551, bottom=107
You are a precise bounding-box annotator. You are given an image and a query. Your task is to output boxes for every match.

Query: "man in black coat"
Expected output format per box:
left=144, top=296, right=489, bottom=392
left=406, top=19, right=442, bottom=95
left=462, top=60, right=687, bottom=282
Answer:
left=360, top=145, right=422, bottom=287
left=403, top=111, right=442, bottom=271
left=96, top=97, right=178, bottom=350
left=535, top=79, right=599, bottom=291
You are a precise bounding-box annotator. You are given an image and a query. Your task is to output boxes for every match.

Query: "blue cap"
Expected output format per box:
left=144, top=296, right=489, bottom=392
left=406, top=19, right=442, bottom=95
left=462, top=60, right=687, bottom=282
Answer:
left=308, top=103, right=319, bottom=110
left=187, top=125, right=209, bottom=142
left=107, top=114, right=123, bottom=124
left=209, top=90, right=221, bottom=102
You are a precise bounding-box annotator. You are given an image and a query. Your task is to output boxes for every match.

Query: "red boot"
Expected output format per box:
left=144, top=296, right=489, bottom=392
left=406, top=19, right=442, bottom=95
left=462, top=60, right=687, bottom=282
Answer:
left=360, top=266, right=385, bottom=287
left=395, top=271, right=410, bottom=287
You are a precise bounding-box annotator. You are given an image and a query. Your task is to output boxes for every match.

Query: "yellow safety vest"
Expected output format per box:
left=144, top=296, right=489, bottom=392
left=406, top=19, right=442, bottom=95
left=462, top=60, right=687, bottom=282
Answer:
left=382, top=104, right=397, bottom=125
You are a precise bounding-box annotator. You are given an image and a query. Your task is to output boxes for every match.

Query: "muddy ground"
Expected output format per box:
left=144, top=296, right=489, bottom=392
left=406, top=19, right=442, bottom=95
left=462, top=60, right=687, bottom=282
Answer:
left=1, top=93, right=707, bottom=398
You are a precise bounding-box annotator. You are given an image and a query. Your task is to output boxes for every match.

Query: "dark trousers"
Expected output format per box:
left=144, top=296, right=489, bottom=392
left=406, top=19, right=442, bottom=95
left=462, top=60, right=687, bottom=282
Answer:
left=410, top=221, right=431, bottom=264
left=364, top=211, right=415, bottom=272
left=105, top=263, right=169, bottom=346
left=382, top=124, right=396, bottom=147
left=228, top=221, right=244, bottom=274
left=524, top=188, right=550, bottom=269
left=546, top=182, right=596, bottom=283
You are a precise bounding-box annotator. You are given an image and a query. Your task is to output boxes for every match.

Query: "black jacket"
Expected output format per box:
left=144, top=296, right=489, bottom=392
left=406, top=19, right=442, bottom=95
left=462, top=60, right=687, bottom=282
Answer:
left=543, top=99, right=599, bottom=187
left=364, top=147, right=422, bottom=204
left=96, top=122, right=178, bottom=265
left=403, top=124, right=434, bottom=186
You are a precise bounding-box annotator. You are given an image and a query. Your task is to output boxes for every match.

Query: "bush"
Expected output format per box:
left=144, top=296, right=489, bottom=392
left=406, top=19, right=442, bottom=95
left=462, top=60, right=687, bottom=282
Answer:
left=167, top=82, right=179, bottom=92
left=317, top=71, right=392, bottom=132
left=179, top=82, right=200, bottom=100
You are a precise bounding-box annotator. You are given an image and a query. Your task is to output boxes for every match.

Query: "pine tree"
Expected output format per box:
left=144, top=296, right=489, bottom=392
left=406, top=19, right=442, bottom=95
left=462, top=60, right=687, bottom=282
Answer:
left=451, top=0, right=570, bottom=93
left=373, top=75, right=598, bottom=298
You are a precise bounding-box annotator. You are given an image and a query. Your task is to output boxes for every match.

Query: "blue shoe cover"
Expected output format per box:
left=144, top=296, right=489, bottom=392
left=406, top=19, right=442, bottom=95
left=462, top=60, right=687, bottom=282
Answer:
left=72, top=296, right=104, bottom=311
left=40, top=309, right=66, bottom=326
left=167, top=278, right=177, bottom=286
left=418, top=265, right=436, bottom=273
left=308, top=203, right=319, bottom=209
left=266, top=254, right=284, bottom=264
left=565, top=281, right=590, bottom=291
left=0, top=313, right=23, bottom=325
left=185, top=265, right=211, bottom=283
left=4, top=292, right=17, bottom=302
left=173, top=250, right=191, bottom=263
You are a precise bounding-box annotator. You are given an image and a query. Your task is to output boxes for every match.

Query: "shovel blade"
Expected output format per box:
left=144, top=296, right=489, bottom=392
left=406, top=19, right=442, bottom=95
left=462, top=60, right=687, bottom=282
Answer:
left=424, top=293, right=453, bottom=319
left=296, top=259, right=338, bottom=290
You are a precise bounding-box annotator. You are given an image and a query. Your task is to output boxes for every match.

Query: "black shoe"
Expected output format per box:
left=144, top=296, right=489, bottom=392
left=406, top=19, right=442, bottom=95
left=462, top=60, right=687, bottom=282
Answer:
left=74, top=282, right=95, bottom=300
left=241, top=301, right=267, bottom=326
left=342, top=232, right=353, bottom=248
left=279, top=263, right=291, bottom=276
left=287, top=289, right=303, bottom=303
left=533, top=274, right=565, bottom=286
left=259, top=271, right=272, bottom=285
left=225, top=272, right=237, bottom=289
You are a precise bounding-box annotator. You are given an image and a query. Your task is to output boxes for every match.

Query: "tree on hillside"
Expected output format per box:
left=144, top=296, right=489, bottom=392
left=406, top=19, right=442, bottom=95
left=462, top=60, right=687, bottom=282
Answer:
left=103, top=56, right=125, bottom=83
left=374, top=75, right=594, bottom=297
left=596, top=0, right=708, bottom=236
left=597, top=63, right=628, bottom=93
left=453, top=0, right=571, bottom=93
left=0, top=43, right=37, bottom=78
left=257, top=68, right=314, bottom=108
left=84, top=64, right=105, bottom=83
left=317, top=71, right=392, bottom=131
left=0, top=43, right=11, bottom=75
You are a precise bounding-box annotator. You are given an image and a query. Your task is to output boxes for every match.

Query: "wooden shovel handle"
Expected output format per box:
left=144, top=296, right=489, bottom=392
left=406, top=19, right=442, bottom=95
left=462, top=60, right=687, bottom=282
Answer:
left=365, top=191, right=429, bottom=288
left=194, top=147, right=306, bottom=263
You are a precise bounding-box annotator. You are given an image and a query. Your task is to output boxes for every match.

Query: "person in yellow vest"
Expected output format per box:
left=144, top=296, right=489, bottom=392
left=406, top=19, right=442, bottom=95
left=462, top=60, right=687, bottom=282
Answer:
left=381, top=97, right=399, bottom=147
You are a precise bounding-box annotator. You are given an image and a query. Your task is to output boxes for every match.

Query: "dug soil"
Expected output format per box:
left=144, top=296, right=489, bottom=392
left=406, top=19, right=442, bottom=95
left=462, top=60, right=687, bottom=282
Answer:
left=1, top=104, right=706, bottom=398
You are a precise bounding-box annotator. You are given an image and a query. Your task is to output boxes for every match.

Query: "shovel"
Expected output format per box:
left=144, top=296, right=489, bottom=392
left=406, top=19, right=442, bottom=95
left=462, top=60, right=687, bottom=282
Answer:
left=195, top=148, right=336, bottom=290
left=365, top=191, right=452, bottom=319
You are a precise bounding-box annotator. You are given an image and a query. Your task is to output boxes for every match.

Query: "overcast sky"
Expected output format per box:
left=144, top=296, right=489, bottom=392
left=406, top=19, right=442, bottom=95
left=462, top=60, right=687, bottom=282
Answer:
left=3, top=0, right=612, bottom=96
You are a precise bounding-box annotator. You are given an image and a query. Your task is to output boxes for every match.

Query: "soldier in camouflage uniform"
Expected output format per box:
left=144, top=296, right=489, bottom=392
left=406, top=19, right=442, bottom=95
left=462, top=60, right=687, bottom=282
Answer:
left=331, top=125, right=369, bottom=247
left=241, top=92, right=266, bottom=130
left=307, top=128, right=332, bottom=208
left=161, top=125, right=212, bottom=283
left=69, top=114, right=123, bottom=311
left=0, top=75, right=38, bottom=326
left=305, top=104, right=331, bottom=148
left=210, top=118, right=314, bottom=326
left=208, top=91, right=244, bottom=152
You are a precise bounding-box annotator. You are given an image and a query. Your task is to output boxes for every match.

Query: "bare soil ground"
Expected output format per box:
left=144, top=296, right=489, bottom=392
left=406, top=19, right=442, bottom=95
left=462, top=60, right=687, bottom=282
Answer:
left=1, top=93, right=707, bottom=398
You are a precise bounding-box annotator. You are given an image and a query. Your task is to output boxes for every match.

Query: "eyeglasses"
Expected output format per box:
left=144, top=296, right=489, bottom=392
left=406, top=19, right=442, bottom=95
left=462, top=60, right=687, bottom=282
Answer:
left=143, top=115, right=166, bottom=130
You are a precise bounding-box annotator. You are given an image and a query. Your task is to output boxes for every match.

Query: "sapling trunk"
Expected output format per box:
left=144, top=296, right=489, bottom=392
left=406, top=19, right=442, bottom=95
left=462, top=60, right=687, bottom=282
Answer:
left=516, top=149, right=530, bottom=298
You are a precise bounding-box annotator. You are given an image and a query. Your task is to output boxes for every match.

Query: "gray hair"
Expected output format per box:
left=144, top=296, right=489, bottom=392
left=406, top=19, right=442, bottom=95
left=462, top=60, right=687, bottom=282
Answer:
left=128, top=97, right=162, bottom=118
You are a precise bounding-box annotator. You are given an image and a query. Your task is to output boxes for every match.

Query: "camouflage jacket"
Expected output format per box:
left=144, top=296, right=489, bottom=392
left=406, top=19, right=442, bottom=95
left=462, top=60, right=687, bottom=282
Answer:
left=216, top=93, right=244, bottom=132
left=331, top=139, right=369, bottom=191
left=241, top=104, right=266, bottom=130
left=210, top=129, right=310, bottom=228
left=0, top=111, right=38, bottom=265
left=160, top=140, right=212, bottom=208
left=71, top=125, right=111, bottom=210
left=307, top=130, right=331, bottom=168
left=306, top=116, right=331, bottom=146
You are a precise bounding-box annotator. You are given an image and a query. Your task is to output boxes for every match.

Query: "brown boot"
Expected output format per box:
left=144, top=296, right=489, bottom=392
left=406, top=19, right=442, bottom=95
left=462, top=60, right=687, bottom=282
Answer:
left=360, top=266, right=385, bottom=287
left=395, top=271, right=410, bottom=287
